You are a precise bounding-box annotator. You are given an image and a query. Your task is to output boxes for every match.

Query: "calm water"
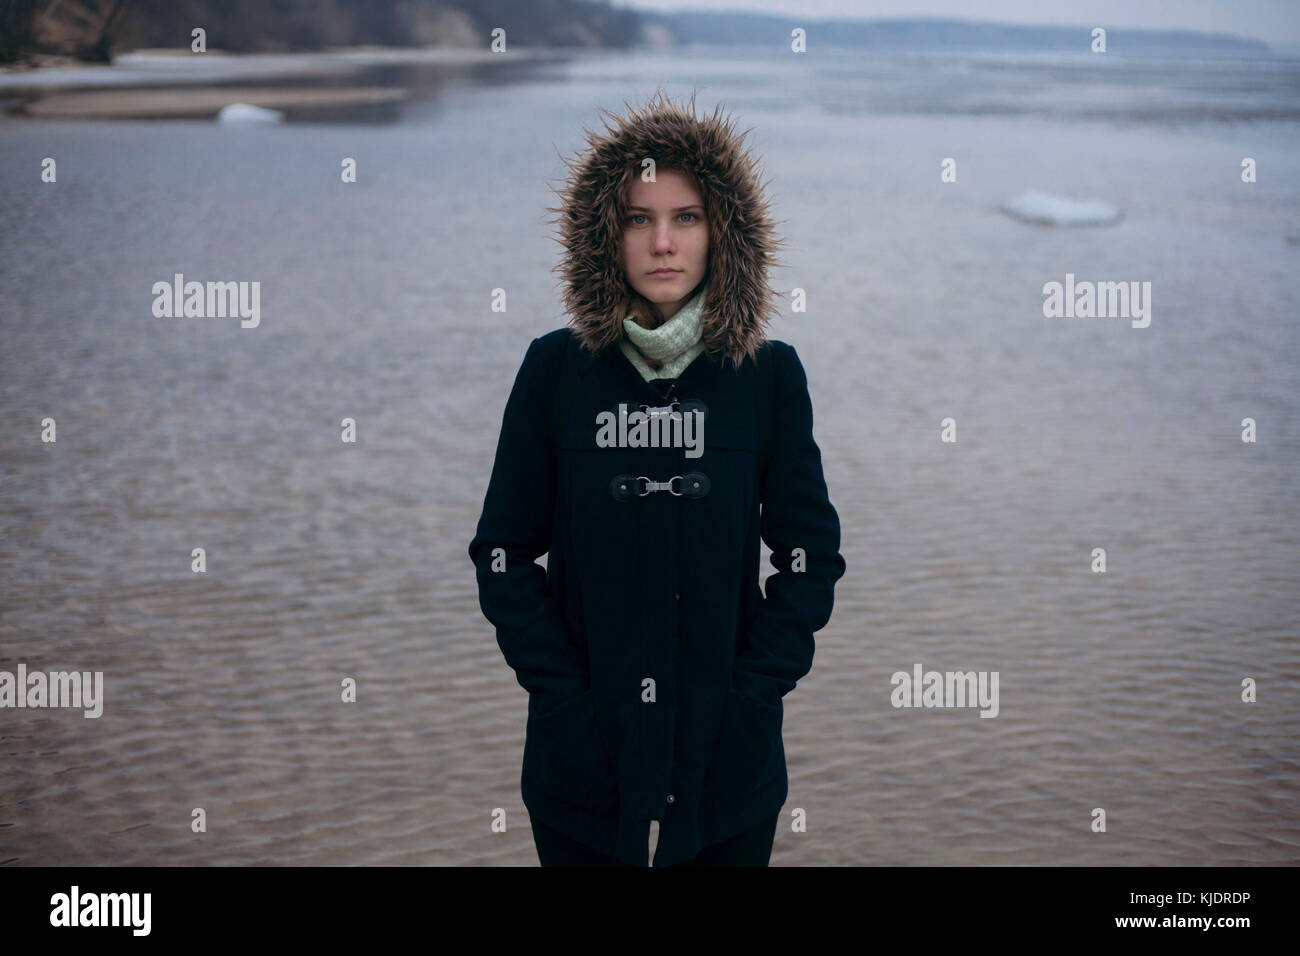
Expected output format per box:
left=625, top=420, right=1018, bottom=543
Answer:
left=1, top=48, right=1298, bottom=865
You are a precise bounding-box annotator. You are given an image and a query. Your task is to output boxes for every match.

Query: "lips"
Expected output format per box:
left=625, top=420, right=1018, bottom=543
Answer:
left=649, top=269, right=681, bottom=277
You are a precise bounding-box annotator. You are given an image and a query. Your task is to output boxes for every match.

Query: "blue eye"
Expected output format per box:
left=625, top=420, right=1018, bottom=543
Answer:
left=628, top=213, right=701, bottom=225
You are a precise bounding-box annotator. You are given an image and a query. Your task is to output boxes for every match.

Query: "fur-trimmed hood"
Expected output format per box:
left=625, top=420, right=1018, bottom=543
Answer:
left=549, top=91, right=784, bottom=371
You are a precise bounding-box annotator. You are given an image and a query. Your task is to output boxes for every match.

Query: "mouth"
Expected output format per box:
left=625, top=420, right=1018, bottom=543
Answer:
left=648, top=269, right=682, bottom=278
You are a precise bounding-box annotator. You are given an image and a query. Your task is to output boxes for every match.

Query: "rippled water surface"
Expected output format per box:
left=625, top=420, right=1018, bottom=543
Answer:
left=1, top=48, right=1298, bottom=865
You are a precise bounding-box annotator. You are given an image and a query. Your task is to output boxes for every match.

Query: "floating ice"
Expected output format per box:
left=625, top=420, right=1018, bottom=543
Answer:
left=216, top=103, right=285, bottom=125
left=1000, top=190, right=1122, bottom=226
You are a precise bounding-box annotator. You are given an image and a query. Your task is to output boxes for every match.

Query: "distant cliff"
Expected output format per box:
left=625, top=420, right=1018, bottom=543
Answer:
left=2, top=0, right=642, bottom=63
left=643, top=12, right=1272, bottom=54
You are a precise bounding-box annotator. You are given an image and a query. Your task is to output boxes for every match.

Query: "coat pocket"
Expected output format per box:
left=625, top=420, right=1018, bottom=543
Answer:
left=705, top=685, right=784, bottom=796
left=525, top=688, right=619, bottom=814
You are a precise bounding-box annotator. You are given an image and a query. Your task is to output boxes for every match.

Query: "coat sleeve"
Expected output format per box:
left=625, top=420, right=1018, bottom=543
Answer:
left=734, top=342, right=847, bottom=702
left=468, top=335, right=589, bottom=707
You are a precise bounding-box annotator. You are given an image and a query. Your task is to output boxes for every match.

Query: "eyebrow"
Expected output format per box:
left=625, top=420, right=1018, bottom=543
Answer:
left=627, top=204, right=704, bottom=212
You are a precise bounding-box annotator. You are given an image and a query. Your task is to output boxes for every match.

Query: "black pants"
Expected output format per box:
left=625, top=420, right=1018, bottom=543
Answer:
left=532, top=812, right=779, bottom=867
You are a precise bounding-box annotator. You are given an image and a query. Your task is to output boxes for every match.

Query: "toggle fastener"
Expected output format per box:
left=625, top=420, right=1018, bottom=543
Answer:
left=619, top=398, right=708, bottom=423
left=610, top=472, right=711, bottom=501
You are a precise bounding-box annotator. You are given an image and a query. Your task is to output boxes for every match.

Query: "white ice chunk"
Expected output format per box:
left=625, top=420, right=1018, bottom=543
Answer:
left=1001, top=190, right=1122, bottom=226
left=216, top=102, right=285, bottom=125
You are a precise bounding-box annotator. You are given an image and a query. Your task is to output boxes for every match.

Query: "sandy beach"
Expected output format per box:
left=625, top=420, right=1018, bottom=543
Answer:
left=0, top=46, right=544, bottom=119
left=0, top=46, right=519, bottom=87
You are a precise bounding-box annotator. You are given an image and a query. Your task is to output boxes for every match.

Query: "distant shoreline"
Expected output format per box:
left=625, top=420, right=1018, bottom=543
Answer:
left=0, top=45, right=549, bottom=90
left=0, top=45, right=558, bottom=121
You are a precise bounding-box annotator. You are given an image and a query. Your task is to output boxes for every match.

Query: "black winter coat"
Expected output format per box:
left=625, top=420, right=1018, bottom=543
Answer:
left=468, top=330, right=845, bottom=865
left=468, top=94, right=846, bottom=866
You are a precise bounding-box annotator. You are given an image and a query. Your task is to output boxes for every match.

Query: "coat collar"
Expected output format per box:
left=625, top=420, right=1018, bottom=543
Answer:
left=581, top=327, right=721, bottom=407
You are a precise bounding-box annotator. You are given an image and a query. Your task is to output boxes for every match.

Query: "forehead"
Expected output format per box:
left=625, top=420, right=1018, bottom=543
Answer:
left=625, top=169, right=704, bottom=208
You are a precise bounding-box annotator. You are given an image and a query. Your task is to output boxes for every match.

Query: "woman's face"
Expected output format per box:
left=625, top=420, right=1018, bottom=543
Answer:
left=620, top=168, right=709, bottom=324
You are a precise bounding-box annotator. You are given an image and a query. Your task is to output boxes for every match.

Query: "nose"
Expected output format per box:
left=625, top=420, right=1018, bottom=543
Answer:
left=651, top=223, right=674, bottom=252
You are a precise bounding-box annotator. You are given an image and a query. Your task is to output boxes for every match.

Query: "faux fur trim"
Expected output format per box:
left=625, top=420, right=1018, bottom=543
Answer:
left=548, top=90, right=784, bottom=371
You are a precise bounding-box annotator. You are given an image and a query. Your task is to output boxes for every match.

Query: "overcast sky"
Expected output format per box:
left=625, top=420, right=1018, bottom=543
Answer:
left=627, top=0, right=1300, bottom=46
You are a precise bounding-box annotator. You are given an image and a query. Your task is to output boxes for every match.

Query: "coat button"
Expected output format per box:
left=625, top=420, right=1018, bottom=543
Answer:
left=666, top=794, right=675, bottom=804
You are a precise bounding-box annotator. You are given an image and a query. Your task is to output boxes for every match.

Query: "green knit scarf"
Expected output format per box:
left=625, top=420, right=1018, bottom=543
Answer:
left=617, top=285, right=707, bottom=382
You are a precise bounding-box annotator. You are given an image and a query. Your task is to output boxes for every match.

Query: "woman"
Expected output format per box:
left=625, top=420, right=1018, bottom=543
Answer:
left=468, top=92, right=846, bottom=867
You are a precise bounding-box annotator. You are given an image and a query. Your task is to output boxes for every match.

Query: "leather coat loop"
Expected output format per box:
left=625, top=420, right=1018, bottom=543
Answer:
left=678, top=471, right=710, bottom=498
left=610, top=474, right=642, bottom=501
